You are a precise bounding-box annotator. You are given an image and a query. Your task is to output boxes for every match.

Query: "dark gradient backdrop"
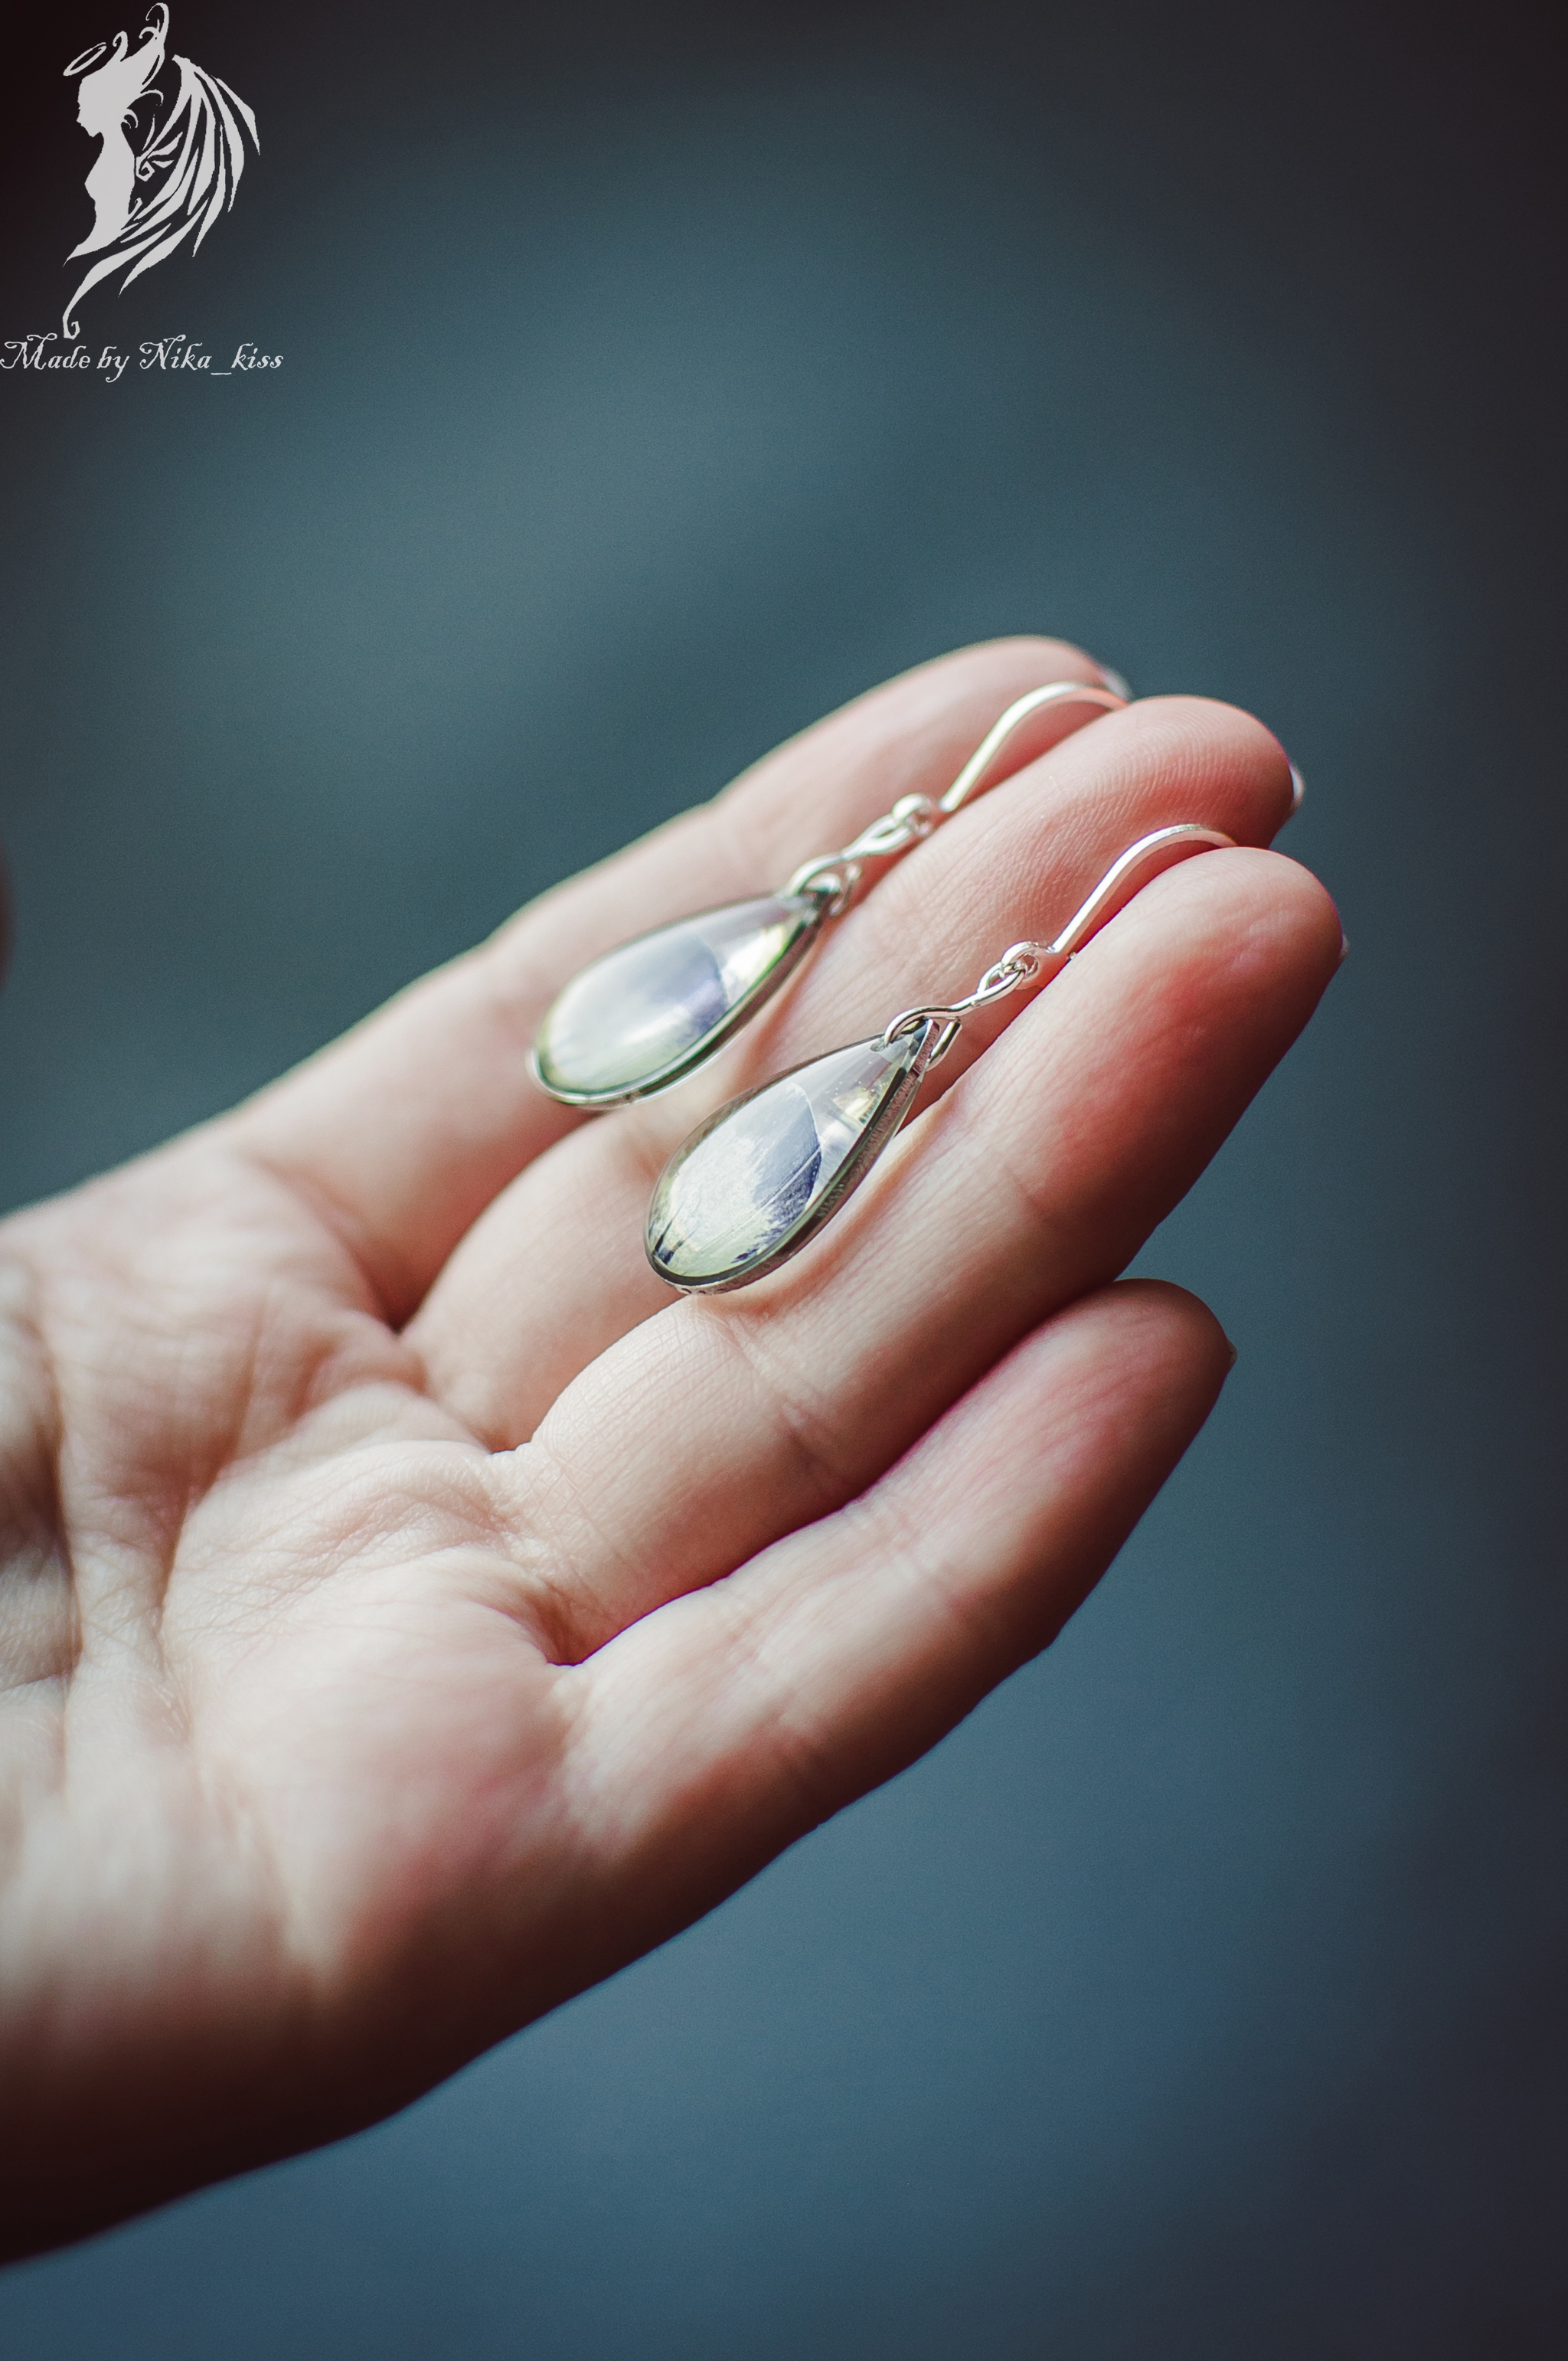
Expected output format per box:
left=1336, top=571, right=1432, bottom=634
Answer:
left=2, top=3, right=1564, bottom=2353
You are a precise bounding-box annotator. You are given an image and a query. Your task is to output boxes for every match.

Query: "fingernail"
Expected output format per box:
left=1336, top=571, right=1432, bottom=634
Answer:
left=1286, top=760, right=1305, bottom=816
left=1226, top=1338, right=1240, bottom=1371
left=1096, top=664, right=1133, bottom=701
left=1337, top=932, right=1350, bottom=965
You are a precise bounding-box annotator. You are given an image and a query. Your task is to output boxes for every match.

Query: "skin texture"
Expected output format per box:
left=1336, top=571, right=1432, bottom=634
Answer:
left=0, top=637, right=1343, bottom=2259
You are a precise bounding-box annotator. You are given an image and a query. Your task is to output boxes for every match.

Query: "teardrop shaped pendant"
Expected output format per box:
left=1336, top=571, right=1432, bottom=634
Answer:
left=531, top=893, right=829, bottom=1106
left=645, top=1022, right=946, bottom=1291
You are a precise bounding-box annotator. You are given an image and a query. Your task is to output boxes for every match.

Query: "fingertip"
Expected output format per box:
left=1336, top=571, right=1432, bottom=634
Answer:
left=1156, top=842, right=1344, bottom=1007
left=1068, top=695, right=1299, bottom=852
left=1102, top=1277, right=1234, bottom=1411
left=1250, top=847, right=1346, bottom=985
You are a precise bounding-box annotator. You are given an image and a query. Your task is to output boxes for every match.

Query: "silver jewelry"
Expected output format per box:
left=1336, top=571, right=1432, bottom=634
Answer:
left=645, top=824, right=1235, bottom=1293
left=530, top=681, right=1125, bottom=1107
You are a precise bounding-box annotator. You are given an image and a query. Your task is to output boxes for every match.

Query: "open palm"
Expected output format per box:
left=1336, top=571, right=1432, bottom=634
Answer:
left=0, top=639, right=1340, bottom=2258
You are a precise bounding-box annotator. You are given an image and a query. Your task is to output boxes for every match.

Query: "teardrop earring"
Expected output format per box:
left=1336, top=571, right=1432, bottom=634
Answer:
left=644, top=823, right=1235, bottom=1293
left=530, top=679, right=1126, bottom=1107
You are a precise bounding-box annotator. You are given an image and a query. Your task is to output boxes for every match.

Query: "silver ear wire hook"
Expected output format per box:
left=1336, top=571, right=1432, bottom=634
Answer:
left=936, top=680, right=1128, bottom=815
left=879, top=822, right=1236, bottom=1060
left=787, top=679, right=1129, bottom=910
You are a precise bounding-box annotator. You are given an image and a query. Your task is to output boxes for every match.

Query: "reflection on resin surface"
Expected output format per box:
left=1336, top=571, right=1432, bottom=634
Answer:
left=534, top=894, right=818, bottom=1100
left=647, top=1032, right=924, bottom=1287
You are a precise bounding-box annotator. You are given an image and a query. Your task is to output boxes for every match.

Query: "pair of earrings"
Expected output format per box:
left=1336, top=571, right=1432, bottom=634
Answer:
left=532, top=683, right=1233, bottom=1293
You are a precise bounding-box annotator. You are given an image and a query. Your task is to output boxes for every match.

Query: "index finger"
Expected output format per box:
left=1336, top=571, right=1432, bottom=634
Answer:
left=225, top=637, right=1119, bottom=1316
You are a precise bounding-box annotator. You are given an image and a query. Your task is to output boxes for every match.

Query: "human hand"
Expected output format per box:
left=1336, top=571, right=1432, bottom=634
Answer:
left=0, top=639, right=1340, bottom=2258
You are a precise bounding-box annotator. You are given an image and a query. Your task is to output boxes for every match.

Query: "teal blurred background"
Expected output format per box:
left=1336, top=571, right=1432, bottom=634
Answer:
left=2, top=2, right=1563, bottom=2352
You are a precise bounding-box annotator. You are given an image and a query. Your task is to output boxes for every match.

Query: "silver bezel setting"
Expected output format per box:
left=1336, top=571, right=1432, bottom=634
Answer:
left=645, top=1019, right=945, bottom=1293
left=531, top=891, right=833, bottom=1108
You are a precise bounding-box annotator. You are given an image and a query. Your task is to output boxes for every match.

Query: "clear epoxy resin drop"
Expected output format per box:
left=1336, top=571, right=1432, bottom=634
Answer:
left=531, top=894, right=828, bottom=1105
left=646, top=1024, right=939, bottom=1290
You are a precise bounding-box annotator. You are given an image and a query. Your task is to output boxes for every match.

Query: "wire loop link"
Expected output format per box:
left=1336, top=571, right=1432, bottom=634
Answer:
left=787, top=794, right=940, bottom=908
left=878, top=942, right=1053, bottom=1056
